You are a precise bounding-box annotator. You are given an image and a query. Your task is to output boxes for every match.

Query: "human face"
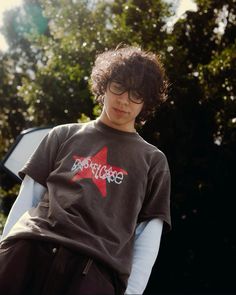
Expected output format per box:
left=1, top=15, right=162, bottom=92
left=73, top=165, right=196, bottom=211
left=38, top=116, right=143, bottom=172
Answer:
left=99, top=81, right=144, bottom=132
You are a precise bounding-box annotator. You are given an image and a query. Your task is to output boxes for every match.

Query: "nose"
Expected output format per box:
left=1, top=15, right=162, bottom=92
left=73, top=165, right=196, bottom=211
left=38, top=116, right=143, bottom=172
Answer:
left=117, top=91, right=130, bottom=105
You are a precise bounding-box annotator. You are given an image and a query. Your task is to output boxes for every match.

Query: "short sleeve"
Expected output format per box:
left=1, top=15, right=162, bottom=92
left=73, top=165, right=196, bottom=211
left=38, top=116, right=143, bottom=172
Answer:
left=138, top=155, right=171, bottom=233
left=18, top=127, right=60, bottom=187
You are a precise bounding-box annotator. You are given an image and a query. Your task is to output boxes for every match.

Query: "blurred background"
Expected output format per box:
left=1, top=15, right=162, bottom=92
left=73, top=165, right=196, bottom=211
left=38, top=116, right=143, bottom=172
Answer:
left=0, top=0, right=235, bottom=294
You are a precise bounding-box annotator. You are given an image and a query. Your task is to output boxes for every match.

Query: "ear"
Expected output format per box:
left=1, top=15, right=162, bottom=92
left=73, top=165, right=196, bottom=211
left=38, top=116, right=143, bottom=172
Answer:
left=102, top=95, right=105, bottom=104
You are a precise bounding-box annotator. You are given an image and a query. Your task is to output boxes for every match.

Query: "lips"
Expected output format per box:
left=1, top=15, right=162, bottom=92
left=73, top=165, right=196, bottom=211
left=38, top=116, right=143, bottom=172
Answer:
left=113, top=107, right=127, bottom=114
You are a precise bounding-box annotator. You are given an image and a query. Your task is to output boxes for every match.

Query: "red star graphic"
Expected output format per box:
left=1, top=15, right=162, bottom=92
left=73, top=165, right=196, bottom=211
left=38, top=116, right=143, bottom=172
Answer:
left=71, top=146, right=128, bottom=197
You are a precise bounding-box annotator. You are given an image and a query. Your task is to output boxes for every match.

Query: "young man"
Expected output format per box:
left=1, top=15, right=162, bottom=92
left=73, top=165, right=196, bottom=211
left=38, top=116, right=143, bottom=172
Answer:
left=0, top=46, right=171, bottom=295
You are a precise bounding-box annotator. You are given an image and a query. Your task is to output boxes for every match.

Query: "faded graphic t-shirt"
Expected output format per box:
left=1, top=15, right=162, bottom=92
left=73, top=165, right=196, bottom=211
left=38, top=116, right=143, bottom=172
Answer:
left=7, top=120, right=171, bottom=287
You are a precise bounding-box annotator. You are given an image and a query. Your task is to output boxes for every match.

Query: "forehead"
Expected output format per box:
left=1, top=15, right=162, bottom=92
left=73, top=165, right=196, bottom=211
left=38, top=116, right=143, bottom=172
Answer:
left=111, top=75, right=139, bottom=89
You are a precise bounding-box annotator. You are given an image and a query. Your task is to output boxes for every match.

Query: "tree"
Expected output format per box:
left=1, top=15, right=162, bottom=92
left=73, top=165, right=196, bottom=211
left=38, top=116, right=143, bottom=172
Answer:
left=0, top=53, right=27, bottom=157
left=142, top=1, right=236, bottom=293
left=107, top=0, right=173, bottom=53
left=0, top=0, right=50, bottom=157
left=17, top=0, right=112, bottom=126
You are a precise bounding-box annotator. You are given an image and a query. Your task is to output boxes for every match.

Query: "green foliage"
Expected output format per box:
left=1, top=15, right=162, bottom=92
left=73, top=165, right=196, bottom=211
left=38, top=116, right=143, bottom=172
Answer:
left=107, top=0, right=173, bottom=52
left=0, top=184, right=20, bottom=234
left=0, top=213, right=6, bottom=235
left=0, top=54, right=28, bottom=158
left=15, top=0, right=112, bottom=125
left=198, top=42, right=236, bottom=145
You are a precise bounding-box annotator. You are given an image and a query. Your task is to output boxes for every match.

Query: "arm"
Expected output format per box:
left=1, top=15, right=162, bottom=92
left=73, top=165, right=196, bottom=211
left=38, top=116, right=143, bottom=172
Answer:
left=1, top=175, right=46, bottom=241
left=125, top=218, right=163, bottom=295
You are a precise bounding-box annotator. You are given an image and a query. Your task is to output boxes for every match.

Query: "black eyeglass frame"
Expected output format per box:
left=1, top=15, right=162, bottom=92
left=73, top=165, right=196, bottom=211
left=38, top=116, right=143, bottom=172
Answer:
left=108, top=80, right=144, bottom=104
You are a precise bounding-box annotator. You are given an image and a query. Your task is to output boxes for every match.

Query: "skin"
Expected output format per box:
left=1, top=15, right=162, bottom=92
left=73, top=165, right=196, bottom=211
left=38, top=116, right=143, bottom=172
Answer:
left=99, top=86, right=144, bottom=133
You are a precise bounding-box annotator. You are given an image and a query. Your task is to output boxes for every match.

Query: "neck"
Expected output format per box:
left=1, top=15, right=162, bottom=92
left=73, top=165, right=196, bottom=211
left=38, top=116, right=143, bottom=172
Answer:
left=99, top=111, right=136, bottom=133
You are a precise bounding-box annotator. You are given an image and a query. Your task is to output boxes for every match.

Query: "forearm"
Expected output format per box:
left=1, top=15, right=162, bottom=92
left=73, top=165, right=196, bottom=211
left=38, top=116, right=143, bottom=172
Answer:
left=125, top=218, right=163, bottom=295
left=1, top=175, right=46, bottom=240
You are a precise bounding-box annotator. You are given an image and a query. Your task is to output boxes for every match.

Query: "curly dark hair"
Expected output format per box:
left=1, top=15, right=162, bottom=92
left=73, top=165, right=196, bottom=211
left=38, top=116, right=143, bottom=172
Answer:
left=90, top=45, right=168, bottom=123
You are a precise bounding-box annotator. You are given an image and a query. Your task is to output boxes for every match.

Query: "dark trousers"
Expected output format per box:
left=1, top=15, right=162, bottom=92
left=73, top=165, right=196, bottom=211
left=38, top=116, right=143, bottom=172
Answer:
left=0, top=239, right=123, bottom=295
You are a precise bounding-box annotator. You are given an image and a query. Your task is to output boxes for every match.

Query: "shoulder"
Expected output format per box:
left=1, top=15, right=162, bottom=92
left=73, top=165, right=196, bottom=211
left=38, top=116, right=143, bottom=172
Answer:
left=137, top=136, right=169, bottom=170
left=52, top=122, right=84, bottom=134
left=50, top=121, right=94, bottom=139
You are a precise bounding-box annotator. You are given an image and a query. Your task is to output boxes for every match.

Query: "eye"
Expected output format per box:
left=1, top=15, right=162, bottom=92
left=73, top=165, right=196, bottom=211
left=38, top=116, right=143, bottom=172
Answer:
left=131, top=91, right=141, bottom=99
left=110, top=81, right=126, bottom=94
left=131, top=91, right=142, bottom=100
left=130, top=91, right=144, bottom=103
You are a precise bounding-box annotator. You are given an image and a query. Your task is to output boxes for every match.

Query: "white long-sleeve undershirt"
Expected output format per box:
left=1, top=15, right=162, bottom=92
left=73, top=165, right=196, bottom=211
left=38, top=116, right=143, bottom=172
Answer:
left=1, top=175, right=46, bottom=240
left=0, top=176, right=163, bottom=294
left=125, top=219, right=163, bottom=294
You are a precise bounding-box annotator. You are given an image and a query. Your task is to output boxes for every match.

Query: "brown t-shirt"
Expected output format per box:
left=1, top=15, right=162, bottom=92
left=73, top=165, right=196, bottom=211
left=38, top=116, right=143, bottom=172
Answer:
left=9, top=120, right=171, bottom=287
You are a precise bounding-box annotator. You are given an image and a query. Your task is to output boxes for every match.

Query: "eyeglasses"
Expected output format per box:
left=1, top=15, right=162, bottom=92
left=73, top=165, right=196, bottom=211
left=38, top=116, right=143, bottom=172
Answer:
left=108, top=81, right=144, bottom=104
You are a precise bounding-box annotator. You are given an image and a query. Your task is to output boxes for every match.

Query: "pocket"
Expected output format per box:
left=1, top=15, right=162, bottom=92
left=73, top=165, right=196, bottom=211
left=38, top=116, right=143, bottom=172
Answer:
left=0, top=239, right=33, bottom=287
left=0, top=239, right=29, bottom=260
left=0, top=239, right=17, bottom=252
left=92, top=261, right=116, bottom=294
